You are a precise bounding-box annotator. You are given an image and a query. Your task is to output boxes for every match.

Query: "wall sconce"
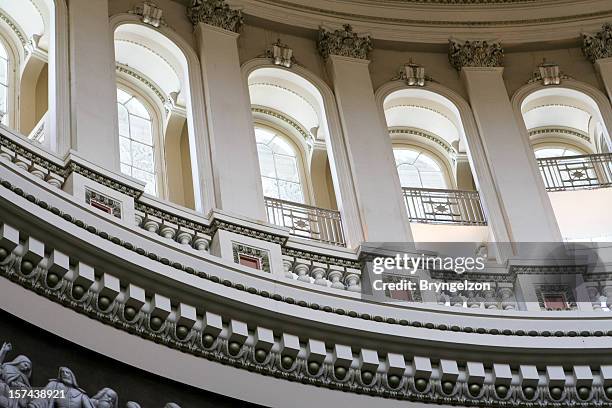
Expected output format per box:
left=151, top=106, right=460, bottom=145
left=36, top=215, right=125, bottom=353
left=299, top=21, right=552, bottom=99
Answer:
left=271, top=39, right=294, bottom=68
left=138, top=2, right=164, bottom=28
left=403, top=60, right=426, bottom=86
left=538, top=59, right=561, bottom=86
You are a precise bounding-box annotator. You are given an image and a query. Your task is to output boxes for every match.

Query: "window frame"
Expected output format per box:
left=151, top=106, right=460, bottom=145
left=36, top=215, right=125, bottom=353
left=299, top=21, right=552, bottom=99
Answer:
left=392, top=142, right=454, bottom=190
left=0, top=29, right=20, bottom=130
left=253, top=121, right=313, bottom=205
left=115, top=79, right=166, bottom=198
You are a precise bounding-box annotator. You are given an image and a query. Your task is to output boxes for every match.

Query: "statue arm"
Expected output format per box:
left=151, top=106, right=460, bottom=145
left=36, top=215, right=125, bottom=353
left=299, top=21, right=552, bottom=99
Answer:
left=0, top=342, right=11, bottom=364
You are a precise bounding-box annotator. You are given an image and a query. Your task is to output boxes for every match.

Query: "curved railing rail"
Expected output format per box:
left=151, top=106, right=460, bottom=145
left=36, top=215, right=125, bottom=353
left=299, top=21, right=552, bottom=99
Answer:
left=401, top=187, right=487, bottom=225
left=537, top=152, right=612, bottom=191
left=264, top=196, right=346, bottom=246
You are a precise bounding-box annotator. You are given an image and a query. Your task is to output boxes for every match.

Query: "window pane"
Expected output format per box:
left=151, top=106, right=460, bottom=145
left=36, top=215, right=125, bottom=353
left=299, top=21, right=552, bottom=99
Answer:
left=413, top=154, right=441, bottom=171
left=261, top=176, right=279, bottom=199
left=129, top=115, right=153, bottom=145
left=255, top=128, right=275, bottom=144
left=120, top=163, right=132, bottom=176
left=117, top=104, right=129, bottom=137
left=397, top=163, right=421, bottom=188
left=119, top=136, right=132, bottom=165
left=278, top=180, right=304, bottom=203
left=131, top=141, right=154, bottom=172
left=126, top=97, right=150, bottom=119
left=269, top=136, right=294, bottom=156
left=117, top=89, right=131, bottom=104
left=420, top=172, right=446, bottom=189
left=394, top=149, right=419, bottom=165
left=0, top=59, right=8, bottom=86
left=257, top=144, right=276, bottom=178
left=0, top=85, right=6, bottom=118
left=132, top=168, right=156, bottom=195
left=274, top=154, right=300, bottom=182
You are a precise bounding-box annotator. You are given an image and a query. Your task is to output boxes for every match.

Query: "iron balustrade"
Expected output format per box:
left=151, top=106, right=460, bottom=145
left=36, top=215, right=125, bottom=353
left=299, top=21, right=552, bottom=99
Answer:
left=264, top=196, right=346, bottom=246
left=537, top=153, right=612, bottom=191
left=401, top=187, right=487, bottom=225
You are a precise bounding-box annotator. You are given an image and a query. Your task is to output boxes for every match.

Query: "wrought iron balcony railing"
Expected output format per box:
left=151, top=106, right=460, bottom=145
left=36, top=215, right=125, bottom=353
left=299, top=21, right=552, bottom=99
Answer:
left=537, top=153, right=612, bottom=191
left=264, top=196, right=346, bottom=246
left=401, top=187, right=487, bottom=225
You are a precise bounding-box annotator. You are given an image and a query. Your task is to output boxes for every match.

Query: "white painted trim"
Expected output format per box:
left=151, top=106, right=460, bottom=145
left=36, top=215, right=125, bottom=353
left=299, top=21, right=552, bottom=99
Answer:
left=242, top=58, right=365, bottom=247
left=109, top=14, right=216, bottom=215
left=375, top=80, right=512, bottom=257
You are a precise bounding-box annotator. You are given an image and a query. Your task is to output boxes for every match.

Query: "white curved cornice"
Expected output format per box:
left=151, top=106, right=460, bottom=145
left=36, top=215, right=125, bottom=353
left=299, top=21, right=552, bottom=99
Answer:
left=226, top=0, right=612, bottom=44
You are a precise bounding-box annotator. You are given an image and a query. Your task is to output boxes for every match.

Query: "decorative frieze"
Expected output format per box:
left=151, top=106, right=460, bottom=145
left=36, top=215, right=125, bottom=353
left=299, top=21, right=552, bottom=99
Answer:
left=582, top=23, right=612, bottom=63
left=187, top=0, right=243, bottom=33
left=448, top=39, right=504, bottom=71
left=317, top=25, right=372, bottom=60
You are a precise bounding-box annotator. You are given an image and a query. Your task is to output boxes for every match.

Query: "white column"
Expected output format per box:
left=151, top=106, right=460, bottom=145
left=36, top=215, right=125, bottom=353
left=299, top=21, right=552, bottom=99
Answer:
left=68, top=0, right=120, bottom=171
left=327, top=55, right=413, bottom=242
left=194, top=23, right=266, bottom=221
left=595, top=57, right=612, bottom=100
left=47, top=0, right=71, bottom=157
left=461, top=67, right=561, bottom=242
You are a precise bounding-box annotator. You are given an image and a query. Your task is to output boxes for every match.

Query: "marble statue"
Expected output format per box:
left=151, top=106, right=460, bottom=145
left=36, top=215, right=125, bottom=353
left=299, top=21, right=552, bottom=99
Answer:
left=0, top=342, right=33, bottom=408
left=28, top=367, right=94, bottom=408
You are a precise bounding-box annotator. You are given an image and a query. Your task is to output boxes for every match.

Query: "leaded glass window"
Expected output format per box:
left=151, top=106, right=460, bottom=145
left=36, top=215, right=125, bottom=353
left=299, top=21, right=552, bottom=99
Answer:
left=117, top=88, right=156, bottom=195
left=393, top=148, right=447, bottom=189
left=255, top=127, right=304, bottom=203
left=0, top=41, right=9, bottom=125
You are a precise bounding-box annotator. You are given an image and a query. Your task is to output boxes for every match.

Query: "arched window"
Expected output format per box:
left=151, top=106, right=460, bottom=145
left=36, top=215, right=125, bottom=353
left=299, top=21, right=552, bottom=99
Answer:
left=117, top=88, right=157, bottom=195
left=534, top=147, right=582, bottom=159
left=393, top=147, right=447, bottom=189
left=0, top=40, right=10, bottom=126
left=255, top=127, right=304, bottom=203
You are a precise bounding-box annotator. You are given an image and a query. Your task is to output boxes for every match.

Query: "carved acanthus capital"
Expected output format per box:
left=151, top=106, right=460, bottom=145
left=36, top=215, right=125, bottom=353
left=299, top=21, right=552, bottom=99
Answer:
left=317, top=25, right=372, bottom=60
left=187, top=0, right=243, bottom=33
left=582, top=23, right=612, bottom=63
left=448, top=39, right=503, bottom=71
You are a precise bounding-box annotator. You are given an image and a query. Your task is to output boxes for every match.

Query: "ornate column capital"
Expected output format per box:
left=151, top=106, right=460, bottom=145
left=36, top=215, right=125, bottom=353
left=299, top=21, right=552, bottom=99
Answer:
left=582, top=23, right=612, bottom=63
left=187, top=0, right=243, bottom=33
left=448, top=39, right=504, bottom=71
left=317, top=24, right=372, bottom=60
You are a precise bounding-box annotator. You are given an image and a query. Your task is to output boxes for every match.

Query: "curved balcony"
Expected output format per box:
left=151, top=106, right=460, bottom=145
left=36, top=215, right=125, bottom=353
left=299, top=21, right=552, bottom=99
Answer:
left=402, top=187, right=487, bottom=225
left=538, top=153, right=612, bottom=191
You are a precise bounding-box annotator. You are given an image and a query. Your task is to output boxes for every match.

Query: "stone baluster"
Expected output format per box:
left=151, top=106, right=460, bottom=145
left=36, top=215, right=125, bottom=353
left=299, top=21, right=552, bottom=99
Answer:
left=327, top=269, right=345, bottom=290
left=294, top=263, right=311, bottom=283
left=311, top=266, right=328, bottom=286
left=192, top=235, right=210, bottom=252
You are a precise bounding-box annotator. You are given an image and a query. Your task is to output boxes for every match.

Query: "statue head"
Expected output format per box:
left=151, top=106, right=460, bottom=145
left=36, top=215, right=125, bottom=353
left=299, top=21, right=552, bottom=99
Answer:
left=126, top=403, right=141, bottom=408
left=164, top=404, right=182, bottom=408
left=58, top=367, right=78, bottom=387
left=5, top=355, right=32, bottom=377
left=92, top=388, right=118, bottom=408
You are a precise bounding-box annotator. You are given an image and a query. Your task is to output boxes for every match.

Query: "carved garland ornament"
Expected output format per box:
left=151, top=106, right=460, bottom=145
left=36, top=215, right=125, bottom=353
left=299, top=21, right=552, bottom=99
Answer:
left=186, top=0, right=243, bottom=33
left=582, top=23, right=612, bottom=63
left=317, top=25, right=373, bottom=60
left=448, top=39, right=504, bottom=71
